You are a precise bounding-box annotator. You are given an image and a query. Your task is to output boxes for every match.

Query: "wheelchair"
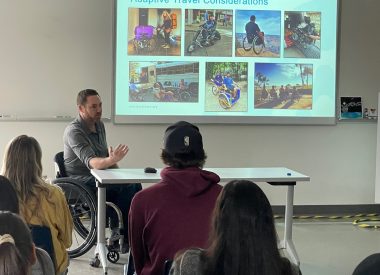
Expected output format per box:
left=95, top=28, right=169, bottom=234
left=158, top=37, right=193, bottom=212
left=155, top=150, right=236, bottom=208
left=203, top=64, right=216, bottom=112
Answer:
left=243, top=32, right=265, bottom=54
left=51, top=152, right=126, bottom=266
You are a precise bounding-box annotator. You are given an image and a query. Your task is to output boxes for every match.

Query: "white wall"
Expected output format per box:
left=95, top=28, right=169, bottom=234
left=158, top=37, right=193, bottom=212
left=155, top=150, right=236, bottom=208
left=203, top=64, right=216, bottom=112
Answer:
left=0, top=0, right=379, bottom=206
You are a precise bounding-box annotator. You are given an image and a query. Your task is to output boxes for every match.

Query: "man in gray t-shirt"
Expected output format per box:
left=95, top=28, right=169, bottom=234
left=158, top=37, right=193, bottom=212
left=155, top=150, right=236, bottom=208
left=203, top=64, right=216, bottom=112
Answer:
left=63, top=89, right=141, bottom=250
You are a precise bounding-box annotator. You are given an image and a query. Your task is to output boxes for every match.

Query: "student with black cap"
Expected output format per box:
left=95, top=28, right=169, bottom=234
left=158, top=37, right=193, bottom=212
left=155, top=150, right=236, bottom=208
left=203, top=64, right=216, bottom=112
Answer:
left=128, top=121, right=222, bottom=275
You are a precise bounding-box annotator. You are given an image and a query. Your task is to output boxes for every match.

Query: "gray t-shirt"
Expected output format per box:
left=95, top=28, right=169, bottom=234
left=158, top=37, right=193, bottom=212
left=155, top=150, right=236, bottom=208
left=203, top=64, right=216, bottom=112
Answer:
left=170, top=248, right=302, bottom=275
left=63, top=115, right=108, bottom=181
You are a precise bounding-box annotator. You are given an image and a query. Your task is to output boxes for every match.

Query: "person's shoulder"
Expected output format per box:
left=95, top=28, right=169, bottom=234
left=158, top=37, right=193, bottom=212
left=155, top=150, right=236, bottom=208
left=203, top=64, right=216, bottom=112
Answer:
left=133, top=182, right=165, bottom=201
left=64, top=117, right=82, bottom=133
left=182, top=248, right=203, bottom=258
left=33, top=247, right=55, bottom=275
left=45, top=182, right=66, bottom=198
left=174, top=248, right=204, bottom=275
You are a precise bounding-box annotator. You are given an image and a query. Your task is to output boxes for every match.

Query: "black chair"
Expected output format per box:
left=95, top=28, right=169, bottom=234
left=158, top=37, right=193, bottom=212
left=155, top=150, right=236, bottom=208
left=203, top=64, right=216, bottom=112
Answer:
left=30, top=225, right=56, bottom=268
left=123, top=255, right=172, bottom=275
left=163, top=260, right=173, bottom=275
left=53, top=151, right=67, bottom=178
left=124, top=253, right=135, bottom=275
left=52, top=152, right=97, bottom=258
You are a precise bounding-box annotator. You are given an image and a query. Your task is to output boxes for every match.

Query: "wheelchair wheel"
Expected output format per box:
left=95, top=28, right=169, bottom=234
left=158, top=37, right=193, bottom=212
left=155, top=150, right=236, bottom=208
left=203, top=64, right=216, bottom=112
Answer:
left=54, top=180, right=97, bottom=258
left=180, top=91, right=191, bottom=102
left=147, top=38, right=157, bottom=53
left=243, top=36, right=253, bottom=51
left=253, top=36, right=264, bottom=54
left=212, top=85, right=218, bottom=95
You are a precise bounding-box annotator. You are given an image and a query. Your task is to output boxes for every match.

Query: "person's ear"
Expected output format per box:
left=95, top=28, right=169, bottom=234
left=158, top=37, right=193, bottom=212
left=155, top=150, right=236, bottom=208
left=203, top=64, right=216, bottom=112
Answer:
left=78, top=104, right=85, bottom=113
left=30, top=243, right=37, bottom=265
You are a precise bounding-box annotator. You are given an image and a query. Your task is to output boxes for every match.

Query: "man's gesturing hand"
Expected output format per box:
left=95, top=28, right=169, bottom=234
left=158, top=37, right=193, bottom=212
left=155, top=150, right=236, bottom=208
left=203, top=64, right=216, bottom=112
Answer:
left=109, top=144, right=129, bottom=163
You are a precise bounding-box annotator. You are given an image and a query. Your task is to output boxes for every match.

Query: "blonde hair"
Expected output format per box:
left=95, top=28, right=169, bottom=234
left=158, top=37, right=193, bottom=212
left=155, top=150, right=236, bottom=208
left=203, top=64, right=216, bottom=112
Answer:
left=2, top=135, right=52, bottom=223
left=162, top=10, right=171, bottom=20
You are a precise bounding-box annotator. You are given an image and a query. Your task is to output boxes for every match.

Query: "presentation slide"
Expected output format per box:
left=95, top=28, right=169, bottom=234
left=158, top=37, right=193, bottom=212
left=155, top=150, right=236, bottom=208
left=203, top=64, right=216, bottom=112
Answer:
left=114, top=0, right=338, bottom=124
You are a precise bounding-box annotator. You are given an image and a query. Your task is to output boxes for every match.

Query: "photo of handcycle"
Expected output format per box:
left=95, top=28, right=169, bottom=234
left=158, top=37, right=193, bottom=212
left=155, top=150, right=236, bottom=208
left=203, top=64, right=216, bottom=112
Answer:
left=128, top=61, right=199, bottom=103
left=235, top=10, right=281, bottom=57
left=184, top=9, right=233, bottom=57
left=204, top=62, right=248, bottom=112
left=127, top=8, right=181, bottom=56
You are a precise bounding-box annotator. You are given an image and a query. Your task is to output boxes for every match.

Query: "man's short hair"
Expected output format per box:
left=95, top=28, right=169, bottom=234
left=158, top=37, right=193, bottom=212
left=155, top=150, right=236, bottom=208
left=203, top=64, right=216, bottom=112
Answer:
left=250, top=15, right=256, bottom=21
left=161, top=121, right=207, bottom=169
left=77, top=89, right=99, bottom=106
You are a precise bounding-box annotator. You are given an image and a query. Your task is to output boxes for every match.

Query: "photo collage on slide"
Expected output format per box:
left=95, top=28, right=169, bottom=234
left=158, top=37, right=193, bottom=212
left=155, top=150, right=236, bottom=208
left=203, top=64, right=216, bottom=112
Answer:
left=127, top=8, right=321, bottom=112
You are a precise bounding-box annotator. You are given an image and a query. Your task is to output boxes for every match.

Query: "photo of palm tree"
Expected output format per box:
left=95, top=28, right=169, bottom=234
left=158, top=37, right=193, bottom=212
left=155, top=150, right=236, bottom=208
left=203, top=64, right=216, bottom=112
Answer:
left=254, top=63, right=313, bottom=109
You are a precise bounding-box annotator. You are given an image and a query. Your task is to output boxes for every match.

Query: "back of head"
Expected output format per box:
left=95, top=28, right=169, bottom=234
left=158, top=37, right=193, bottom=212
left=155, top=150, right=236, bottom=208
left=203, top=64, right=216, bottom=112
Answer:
left=250, top=15, right=256, bottom=22
left=353, top=253, right=380, bottom=275
left=2, top=135, right=43, bottom=203
left=0, top=176, right=19, bottom=213
left=161, top=121, right=206, bottom=169
left=1, top=135, right=50, bottom=224
left=77, top=89, right=99, bottom=106
left=205, top=180, right=288, bottom=275
left=0, top=211, right=34, bottom=275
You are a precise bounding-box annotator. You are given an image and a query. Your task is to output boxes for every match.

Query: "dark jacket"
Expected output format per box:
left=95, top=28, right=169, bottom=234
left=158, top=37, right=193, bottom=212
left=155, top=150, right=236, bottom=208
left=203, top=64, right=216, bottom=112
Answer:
left=129, top=166, right=221, bottom=275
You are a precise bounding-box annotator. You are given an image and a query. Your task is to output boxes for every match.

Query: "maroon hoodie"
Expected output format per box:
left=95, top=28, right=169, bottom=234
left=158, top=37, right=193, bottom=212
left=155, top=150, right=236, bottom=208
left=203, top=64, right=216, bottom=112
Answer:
left=129, top=166, right=221, bottom=275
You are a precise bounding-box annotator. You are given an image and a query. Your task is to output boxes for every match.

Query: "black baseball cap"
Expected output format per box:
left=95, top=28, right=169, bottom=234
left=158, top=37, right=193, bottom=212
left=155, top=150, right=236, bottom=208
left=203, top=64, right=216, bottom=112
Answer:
left=163, top=121, right=203, bottom=157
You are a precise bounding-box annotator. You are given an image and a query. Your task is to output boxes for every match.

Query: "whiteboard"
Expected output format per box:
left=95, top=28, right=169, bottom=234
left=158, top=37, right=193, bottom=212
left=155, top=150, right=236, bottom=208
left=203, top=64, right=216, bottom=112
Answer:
left=0, top=0, right=112, bottom=120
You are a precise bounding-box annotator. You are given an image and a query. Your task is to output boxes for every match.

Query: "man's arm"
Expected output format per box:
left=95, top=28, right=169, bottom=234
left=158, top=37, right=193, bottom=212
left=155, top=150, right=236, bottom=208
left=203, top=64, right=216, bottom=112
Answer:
left=89, top=144, right=129, bottom=170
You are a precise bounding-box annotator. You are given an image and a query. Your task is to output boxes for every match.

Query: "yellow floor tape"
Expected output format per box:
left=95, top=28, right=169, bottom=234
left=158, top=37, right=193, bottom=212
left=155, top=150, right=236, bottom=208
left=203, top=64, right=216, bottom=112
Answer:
left=274, top=214, right=380, bottom=229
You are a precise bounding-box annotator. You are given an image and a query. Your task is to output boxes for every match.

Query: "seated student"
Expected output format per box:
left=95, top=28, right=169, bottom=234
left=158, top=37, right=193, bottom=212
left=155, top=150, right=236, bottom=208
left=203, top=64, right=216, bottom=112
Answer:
left=129, top=121, right=222, bottom=275
left=0, top=211, right=37, bottom=275
left=0, top=175, right=19, bottom=213
left=0, top=176, right=55, bottom=275
left=2, top=135, right=73, bottom=275
left=353, top=253, right=380, bottom=275
left=170, top=180, right=302, bottom=275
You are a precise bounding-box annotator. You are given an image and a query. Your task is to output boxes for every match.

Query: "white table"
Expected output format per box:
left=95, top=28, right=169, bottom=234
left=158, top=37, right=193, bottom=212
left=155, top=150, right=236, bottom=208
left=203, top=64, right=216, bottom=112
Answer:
left=91, top=167, right=310, bottom=274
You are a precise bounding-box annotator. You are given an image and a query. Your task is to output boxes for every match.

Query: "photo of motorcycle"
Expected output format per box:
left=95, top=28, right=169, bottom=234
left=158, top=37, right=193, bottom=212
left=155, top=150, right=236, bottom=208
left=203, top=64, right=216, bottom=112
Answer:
left=186, top=24, right=221, bottom=54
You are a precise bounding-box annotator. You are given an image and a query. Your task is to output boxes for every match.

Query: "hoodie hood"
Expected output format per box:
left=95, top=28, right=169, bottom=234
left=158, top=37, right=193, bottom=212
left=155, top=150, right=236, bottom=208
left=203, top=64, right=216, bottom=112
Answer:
left=160, top=166, right=220, bottom=197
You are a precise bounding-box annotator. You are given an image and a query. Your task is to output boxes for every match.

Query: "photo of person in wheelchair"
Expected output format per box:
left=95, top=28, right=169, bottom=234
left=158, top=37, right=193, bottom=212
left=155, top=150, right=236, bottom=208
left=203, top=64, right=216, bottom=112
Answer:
left=235, top=10, right=281, bottom=57
left=127, top=8, right=181, bottom=56
left=153, top=82, right=176, bottom=102
left=245, top=15, right=263, bottom=45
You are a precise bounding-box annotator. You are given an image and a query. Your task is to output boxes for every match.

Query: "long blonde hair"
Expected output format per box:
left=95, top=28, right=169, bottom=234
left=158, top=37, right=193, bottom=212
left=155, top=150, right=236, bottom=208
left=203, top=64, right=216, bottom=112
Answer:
left=1, top=135, right=51, bottom=223
left=162, top=10, right=171, bottom=20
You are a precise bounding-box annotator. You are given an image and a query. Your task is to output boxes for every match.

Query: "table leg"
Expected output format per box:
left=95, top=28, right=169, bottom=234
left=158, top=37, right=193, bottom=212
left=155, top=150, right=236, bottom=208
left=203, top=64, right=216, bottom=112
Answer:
left=280, top=185, right=300, bottom=266
left=95, top=185, right=109, bottom=274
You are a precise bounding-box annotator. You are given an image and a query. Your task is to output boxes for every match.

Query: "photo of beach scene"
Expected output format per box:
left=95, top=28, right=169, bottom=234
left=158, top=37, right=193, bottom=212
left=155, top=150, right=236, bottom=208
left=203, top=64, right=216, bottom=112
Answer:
left=254, top=63, right=313, bottom=109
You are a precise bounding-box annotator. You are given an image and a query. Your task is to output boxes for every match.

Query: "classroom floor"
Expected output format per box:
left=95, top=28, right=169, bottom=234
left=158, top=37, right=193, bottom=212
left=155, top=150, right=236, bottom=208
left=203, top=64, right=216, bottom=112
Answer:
left=68, top=219, right=380, bottom=275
